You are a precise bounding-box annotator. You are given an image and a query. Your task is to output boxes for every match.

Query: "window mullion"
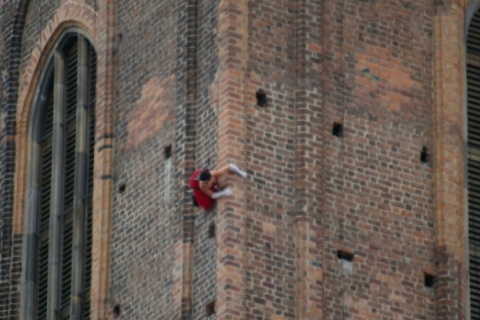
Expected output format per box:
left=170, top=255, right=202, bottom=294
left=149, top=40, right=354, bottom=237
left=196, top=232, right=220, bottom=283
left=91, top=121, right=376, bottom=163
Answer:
left=48, top=50, right=66, bottom=320
left=71, top=35, right=89, bottom=320
left=21, top=141, right=42, bottom=320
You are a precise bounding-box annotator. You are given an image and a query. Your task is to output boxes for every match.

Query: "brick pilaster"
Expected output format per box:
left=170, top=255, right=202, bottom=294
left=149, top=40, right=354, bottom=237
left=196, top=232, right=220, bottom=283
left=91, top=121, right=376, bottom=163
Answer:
left=1, top=1, right=36, bottom=319
left=293, top=0, right=325, bottom=318
left=433, top=2, right=467, bottom=318
left=172, top=0, right=198, bottom=318
left=90, top=0, right=115, bottom=318
left=215, top=0, right=248, bottom=319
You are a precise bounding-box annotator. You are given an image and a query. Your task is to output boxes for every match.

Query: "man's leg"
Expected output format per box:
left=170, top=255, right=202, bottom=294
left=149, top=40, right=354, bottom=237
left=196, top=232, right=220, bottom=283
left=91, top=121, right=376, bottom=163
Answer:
left=212, top=165, right=231, bottom=178
left=212, top=164, right=247, bottom=179
left=229, top=164, right=247, bottom=179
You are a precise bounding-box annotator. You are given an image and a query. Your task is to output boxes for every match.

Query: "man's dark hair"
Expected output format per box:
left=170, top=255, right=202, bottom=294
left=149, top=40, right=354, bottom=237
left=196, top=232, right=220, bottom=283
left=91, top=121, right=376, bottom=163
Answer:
left=198, top=169, right=211, bottom=181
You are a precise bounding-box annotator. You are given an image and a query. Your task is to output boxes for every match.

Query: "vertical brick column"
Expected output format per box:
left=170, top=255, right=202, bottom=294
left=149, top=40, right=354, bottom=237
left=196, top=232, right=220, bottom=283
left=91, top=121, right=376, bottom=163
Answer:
left=91, top=1, right=115, bottom=319
left=215, top=0, right=248, bottom=319
left=433, top=2, right=467, bottom=318
left=293, top=0, right=325, bottom=319
left=0, top=2, right=26, bottom=319
left=172, top=0, right=198, bottom=318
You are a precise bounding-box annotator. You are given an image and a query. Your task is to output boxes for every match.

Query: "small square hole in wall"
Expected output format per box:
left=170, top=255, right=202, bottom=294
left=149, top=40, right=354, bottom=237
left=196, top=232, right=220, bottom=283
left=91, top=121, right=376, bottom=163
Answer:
left=118, top=183, right=126, bottom=194
left=205, top=300, right=215, bottom=317
left=333, top=122, right=343, bottom=137
left=164, top=144, right=172, bottom=159
left=337, top=250, right=354, bottom=276
left=112, top=305, right=121, bottom=318
left=256, top=89, right=268, bottom=107
left=424, top=273, right=434, bottom=288
left=337, top=250, right=354, bottom=262
left=420, top=146, right=428, bottom=163
left=208, top=223, right=216, bottom=239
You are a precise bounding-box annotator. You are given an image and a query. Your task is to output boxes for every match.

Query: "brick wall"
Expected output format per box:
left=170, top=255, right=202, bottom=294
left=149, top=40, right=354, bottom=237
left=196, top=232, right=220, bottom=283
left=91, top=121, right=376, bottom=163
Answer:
left=21, top=0, right=59, bottom=67
left=0, top=1, right=58, bottom=319
left=0, top=0, right=474, bottom=319
left=192, top=213, right=217, bottom=320
left=321, top=0, right=436, bottom=319
left=1, top=1, right=12, bottom=316
left=111, top=0, right=222, bottom=316
left=434, top=1, right=470, bottom=318
left=109, top=0, right=179, bottom=318
left=243, top=0, right=298, bottom=318
left=84, top=0, right=98, bottom=12
left=191, top=0, right=219, bottom=319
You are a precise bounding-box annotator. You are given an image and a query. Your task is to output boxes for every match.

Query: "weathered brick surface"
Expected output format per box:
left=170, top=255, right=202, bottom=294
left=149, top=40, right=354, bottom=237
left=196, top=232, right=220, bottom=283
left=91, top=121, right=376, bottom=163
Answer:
left=190, top=1, right=220, bottom=319
left=321, top=1, right=437, bottom=319
left=242, top=1, right=298, bottom=319
left=110, top=1, right=180, bottom=318
left=1, top=1, right=46, bottom=319
left=0, top=0, right=475, bottom=319
left=192, top=213, right=217, bottom=320
left=84, top=0, right=97, bottom=12
left=433, top=1, right=469, bottom=318
left=21, top=0, right=59, bottom=67
left=293, top=0, right=325, bottom=317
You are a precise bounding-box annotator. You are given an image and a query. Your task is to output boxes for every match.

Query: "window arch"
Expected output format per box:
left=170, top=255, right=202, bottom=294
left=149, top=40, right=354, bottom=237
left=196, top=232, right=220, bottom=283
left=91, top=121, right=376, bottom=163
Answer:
left=22, top=30, right=96, bottom=320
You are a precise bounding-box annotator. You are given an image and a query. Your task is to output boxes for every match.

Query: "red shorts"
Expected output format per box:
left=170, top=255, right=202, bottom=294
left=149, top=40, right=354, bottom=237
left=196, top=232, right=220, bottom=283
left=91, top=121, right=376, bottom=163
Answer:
left=190, top=169, right=217, bottom=211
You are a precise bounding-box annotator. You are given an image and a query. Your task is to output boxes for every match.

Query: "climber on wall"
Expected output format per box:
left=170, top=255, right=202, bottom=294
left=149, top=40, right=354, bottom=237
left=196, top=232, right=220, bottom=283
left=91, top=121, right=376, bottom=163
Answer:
left=190, top=164, right=247, bottom=211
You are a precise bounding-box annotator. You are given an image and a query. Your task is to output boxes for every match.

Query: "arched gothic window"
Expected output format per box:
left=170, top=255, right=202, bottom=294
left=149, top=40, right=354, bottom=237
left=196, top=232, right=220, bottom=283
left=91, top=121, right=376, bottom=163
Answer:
left=22, top=31, right=96, bottom=320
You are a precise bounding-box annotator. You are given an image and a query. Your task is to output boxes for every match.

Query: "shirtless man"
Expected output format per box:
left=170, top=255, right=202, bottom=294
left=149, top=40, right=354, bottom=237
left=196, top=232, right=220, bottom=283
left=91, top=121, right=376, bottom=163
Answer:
left=190, top=164, right=247, bottom=211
